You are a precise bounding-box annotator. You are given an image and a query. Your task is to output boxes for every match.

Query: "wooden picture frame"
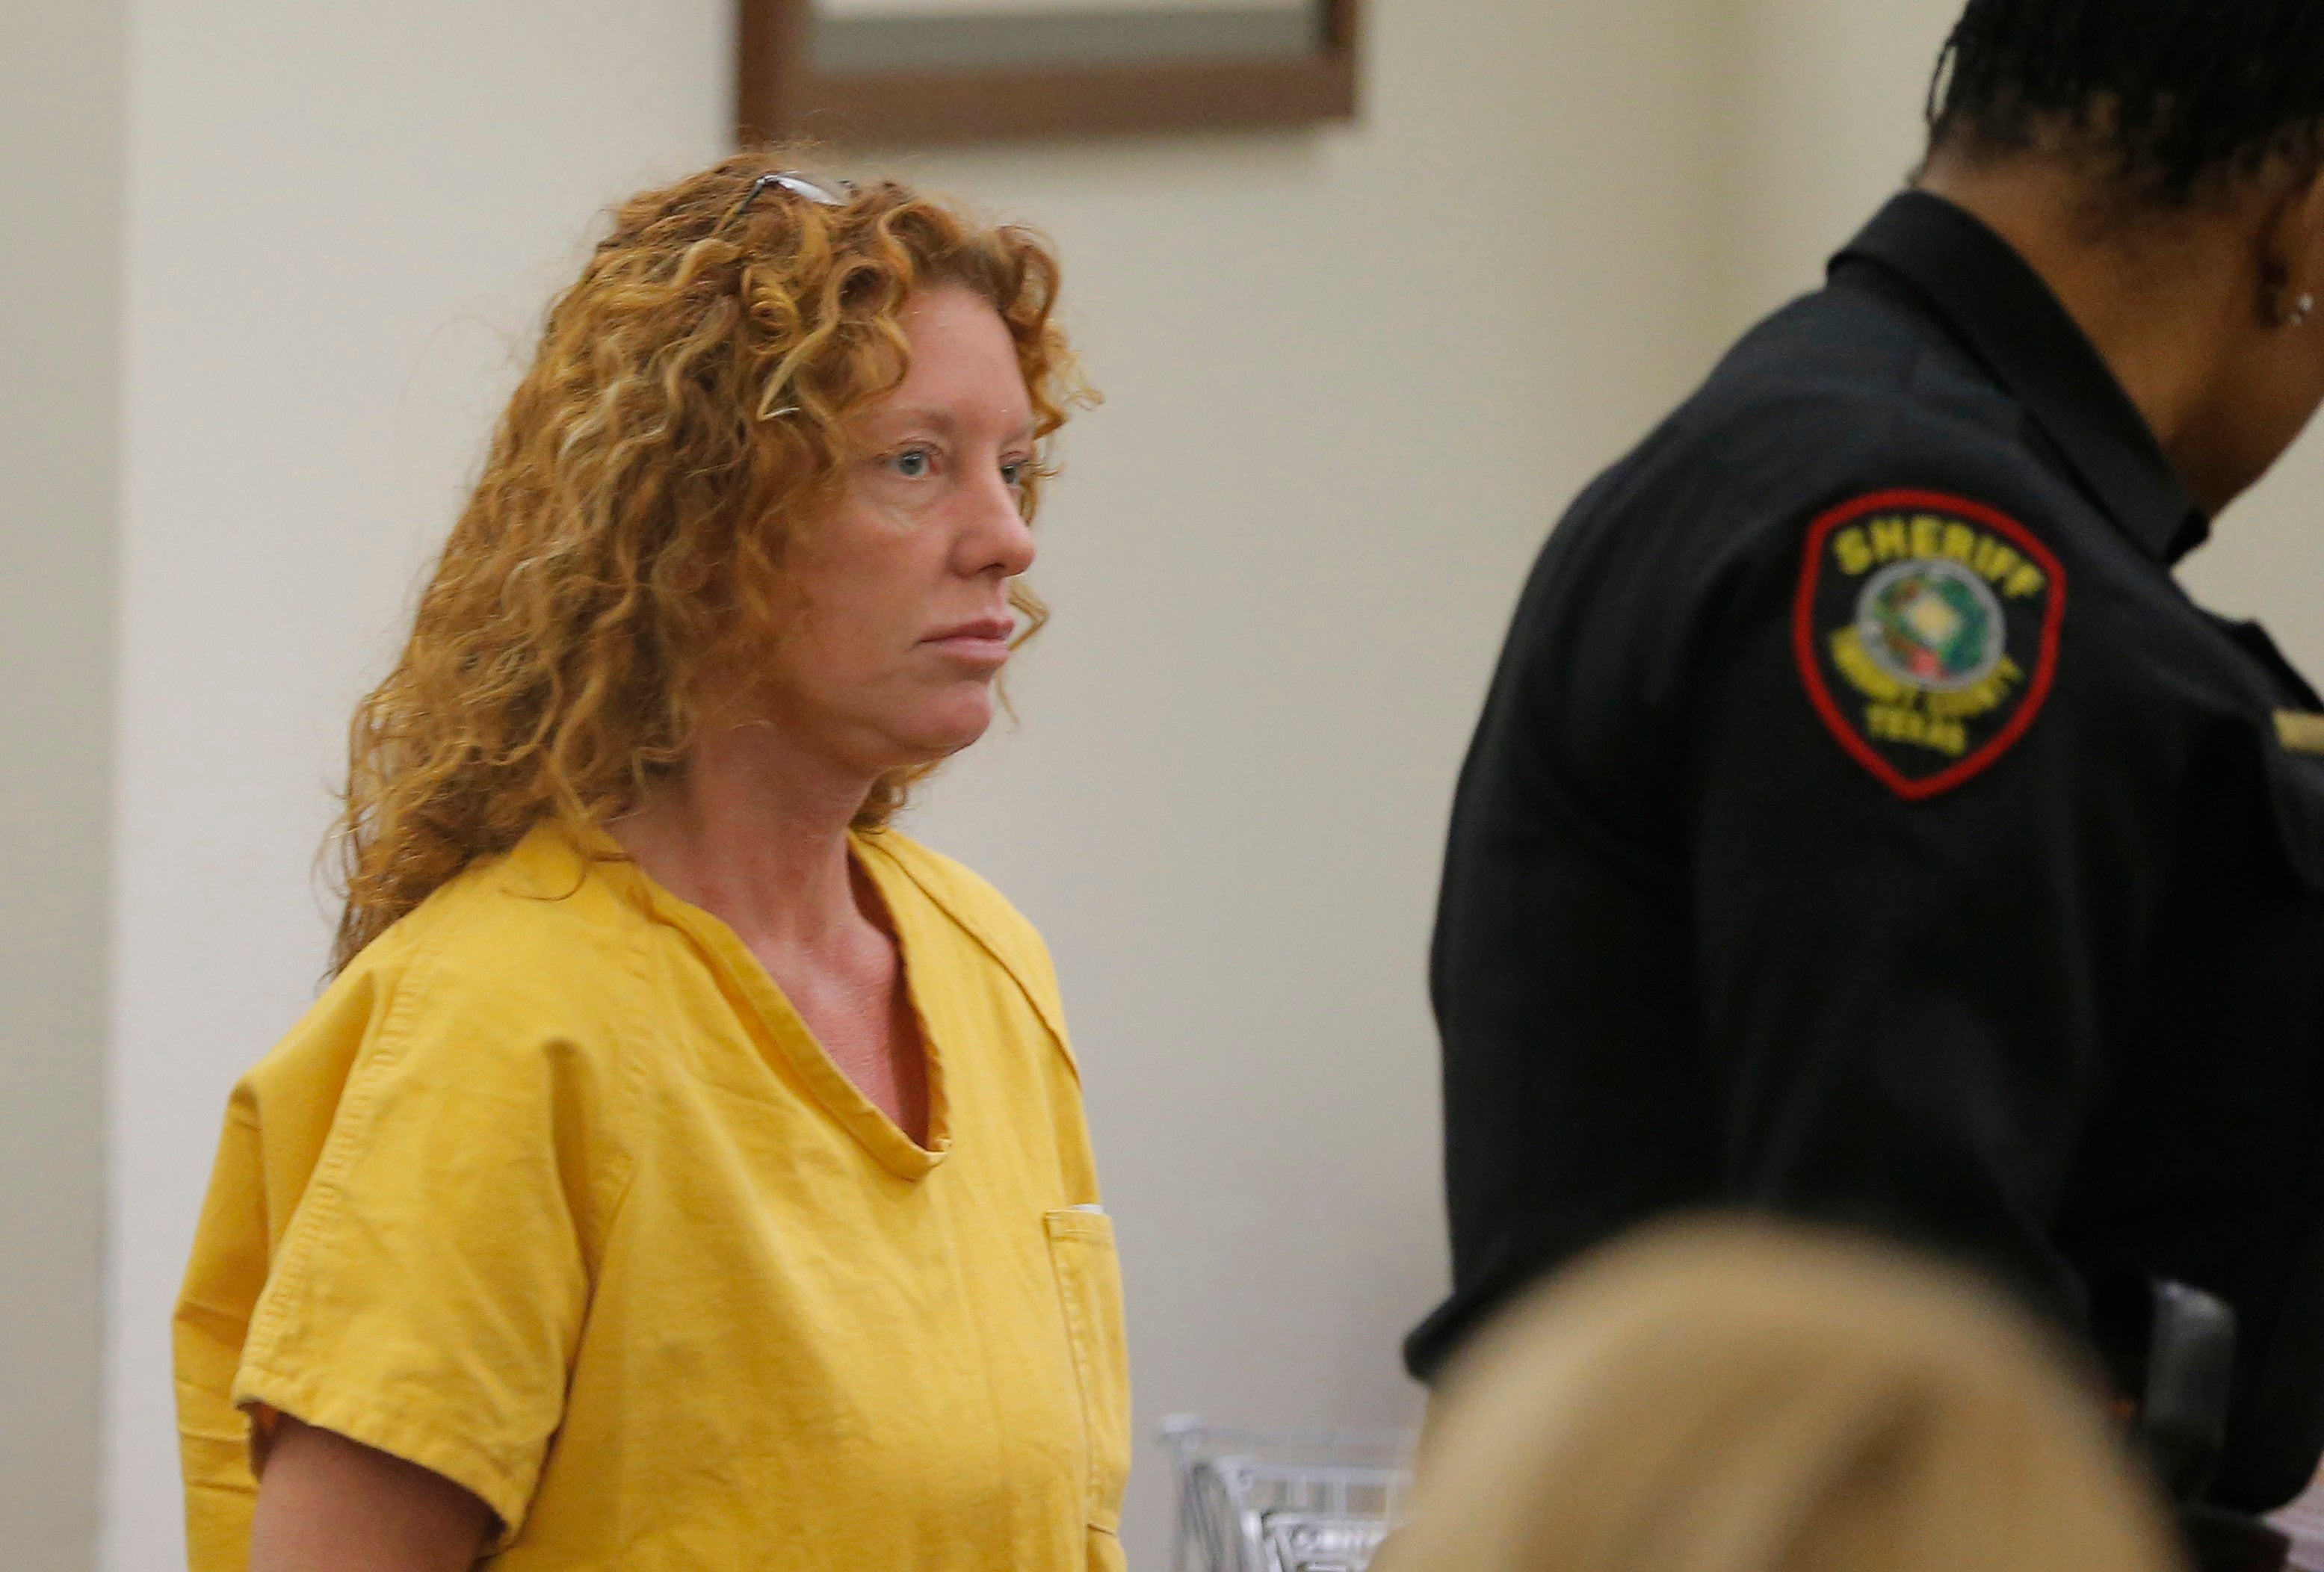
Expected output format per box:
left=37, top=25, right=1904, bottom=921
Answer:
left=738, top=0, right=1361, bottom=147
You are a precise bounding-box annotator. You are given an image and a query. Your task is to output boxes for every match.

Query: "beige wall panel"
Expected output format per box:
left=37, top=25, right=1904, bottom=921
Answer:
left=1, top=7, right=125, bottom=1569
left=1708, top=0, right=1963, bottom=336
left=2184, top=435, right=2324, bottom=682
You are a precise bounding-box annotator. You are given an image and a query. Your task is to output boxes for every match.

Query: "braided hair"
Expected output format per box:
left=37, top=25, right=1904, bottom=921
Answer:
left=1929, top=0, right=2324, bottom=202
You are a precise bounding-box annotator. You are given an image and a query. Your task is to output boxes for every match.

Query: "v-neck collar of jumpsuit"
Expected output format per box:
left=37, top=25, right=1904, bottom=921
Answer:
left=599, top=829, right=954, bottom=1182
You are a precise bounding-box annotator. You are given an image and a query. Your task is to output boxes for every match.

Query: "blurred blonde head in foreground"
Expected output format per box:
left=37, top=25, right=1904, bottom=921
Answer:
left=1382, top=1219, right=2183, bottom=1572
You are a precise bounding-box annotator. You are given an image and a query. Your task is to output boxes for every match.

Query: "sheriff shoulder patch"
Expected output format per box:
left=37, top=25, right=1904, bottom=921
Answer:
left=1793, top=489, right=2065, bottom=801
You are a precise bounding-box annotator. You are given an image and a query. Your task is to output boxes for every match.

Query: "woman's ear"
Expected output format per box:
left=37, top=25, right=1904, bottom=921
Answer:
left=2258, top=162, right=2324, bottom=328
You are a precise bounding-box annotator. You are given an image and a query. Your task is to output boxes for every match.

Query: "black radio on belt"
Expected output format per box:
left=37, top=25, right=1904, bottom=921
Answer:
left=2116, top=1281, right=2292, bottom=1572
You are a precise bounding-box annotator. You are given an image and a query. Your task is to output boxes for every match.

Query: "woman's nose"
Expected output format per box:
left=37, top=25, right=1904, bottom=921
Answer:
left=964, top=471, right=1037, bottom=577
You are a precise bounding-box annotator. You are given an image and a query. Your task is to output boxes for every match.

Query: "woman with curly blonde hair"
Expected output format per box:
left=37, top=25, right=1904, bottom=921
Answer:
left=172, top=154, right=1127, bottom=1572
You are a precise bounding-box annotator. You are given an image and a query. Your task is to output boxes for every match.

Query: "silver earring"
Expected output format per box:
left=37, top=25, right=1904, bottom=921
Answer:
left=2290, top=292, right=2317, bottom=328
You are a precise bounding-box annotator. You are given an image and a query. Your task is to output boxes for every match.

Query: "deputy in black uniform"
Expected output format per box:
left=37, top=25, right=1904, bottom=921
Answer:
left=1409, top=0, right=2324, bottom=1534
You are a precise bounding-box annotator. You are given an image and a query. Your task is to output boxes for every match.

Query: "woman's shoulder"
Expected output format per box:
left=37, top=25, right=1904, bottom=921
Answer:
left=862, top=827, right=1023, bottom=918
left=862, top=829, right=1048, bottom=952
left=368, top=820, right=649, bottom=972
left=249, top=824, right=658, bottom=1104
left=859, top=829, right=1068, bottom=1031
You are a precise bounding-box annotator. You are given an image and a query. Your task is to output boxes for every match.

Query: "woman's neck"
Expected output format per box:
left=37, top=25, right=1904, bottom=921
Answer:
left=1915, top=152, right=2274, bottom=513
left=609, top=713, right=881, bottom=950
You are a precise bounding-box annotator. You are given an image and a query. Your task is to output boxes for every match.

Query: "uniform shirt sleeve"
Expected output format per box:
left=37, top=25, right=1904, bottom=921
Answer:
left=1683, top=480, right=2169, bottom=1331
left=232, top=944, right=628, bottom=1542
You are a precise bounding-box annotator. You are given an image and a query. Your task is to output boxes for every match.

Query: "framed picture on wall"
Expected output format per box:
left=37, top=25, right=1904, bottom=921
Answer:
left=737, top=0, right=1362, bottom=146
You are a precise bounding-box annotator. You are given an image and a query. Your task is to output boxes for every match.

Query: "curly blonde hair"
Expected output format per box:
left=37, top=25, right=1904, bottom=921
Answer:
left=330, top=151, right=1089, bottom=972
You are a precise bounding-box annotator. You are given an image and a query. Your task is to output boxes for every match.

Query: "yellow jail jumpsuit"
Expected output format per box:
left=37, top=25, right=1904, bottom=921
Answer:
left=173, top=822, right=1131, bottom=1571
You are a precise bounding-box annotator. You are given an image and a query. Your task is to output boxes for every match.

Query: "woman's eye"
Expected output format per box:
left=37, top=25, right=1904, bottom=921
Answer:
left=890, top=448, right=934, bottom=479
left=1000, top=459, right=1027, bottom=488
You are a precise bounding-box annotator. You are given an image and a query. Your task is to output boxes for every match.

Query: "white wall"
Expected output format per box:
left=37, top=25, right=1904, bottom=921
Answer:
left=3, top=7, right=126, bottom=1568
left=99, top=1, right=1722, bottom=1566
left=2189, top=422, right=2324, bottom=683
left=1708, top=0, right=1965, bottom=335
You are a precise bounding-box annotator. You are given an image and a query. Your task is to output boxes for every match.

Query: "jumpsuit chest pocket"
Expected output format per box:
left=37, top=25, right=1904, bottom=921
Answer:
left=1045, top=1208, right=1132, bottom=1570
left=2265, top=714, right=2324, bottom=894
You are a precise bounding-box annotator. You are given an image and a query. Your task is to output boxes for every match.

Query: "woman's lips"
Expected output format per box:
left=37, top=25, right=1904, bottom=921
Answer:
left=924, top=618, right=1015, bottom=666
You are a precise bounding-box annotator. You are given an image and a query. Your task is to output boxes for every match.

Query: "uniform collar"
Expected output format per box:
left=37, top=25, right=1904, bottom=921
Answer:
left=1830, top=190, right=2210, bottom=566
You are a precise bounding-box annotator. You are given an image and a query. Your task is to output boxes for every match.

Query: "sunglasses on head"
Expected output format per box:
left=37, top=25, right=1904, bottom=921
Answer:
left=737, top=170, right=852, bottom=214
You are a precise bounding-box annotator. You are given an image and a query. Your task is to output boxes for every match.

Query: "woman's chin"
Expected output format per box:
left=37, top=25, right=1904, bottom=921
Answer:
left=883, top=699, right=996, bottom=767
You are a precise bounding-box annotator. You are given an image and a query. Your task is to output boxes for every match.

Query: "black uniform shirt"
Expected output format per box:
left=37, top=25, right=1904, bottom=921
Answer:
left=1409, top=190, right=2324, bottom=1511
